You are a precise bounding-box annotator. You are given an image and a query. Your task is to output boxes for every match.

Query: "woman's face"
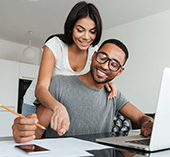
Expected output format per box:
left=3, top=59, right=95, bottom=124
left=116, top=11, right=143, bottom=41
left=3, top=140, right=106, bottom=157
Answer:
left=72, top=16, right=97, bottom=51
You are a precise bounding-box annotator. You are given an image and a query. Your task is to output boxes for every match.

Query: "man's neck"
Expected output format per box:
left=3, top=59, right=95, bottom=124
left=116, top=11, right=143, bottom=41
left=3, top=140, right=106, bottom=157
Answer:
left=78, top=72, right=104, bottom=90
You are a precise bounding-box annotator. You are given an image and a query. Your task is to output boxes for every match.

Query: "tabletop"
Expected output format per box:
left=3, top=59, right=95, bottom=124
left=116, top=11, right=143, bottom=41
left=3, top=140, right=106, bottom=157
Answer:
left=1, top=131, right=170, bottom=157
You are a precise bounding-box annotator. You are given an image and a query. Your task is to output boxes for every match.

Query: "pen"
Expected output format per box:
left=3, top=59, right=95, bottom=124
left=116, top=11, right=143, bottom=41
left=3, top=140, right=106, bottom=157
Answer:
left=0, top=104, right=46, bottom=130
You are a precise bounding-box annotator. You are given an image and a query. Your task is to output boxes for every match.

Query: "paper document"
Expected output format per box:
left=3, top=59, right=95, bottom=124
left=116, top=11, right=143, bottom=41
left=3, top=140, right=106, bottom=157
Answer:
left=0, top=137, right=112, bottom=157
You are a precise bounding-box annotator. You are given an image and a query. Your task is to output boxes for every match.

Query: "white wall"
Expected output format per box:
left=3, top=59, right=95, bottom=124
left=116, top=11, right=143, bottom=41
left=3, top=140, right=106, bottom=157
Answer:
left=0, top=39, right=41, bottom=65
left=102, top=10, right=170, bottom=113
left=1, top=10, right=170, bottom=113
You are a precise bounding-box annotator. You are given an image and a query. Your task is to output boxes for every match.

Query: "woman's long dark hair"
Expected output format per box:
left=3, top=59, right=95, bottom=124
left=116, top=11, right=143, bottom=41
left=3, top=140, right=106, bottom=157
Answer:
left=45, top=1, right=102, bottom=47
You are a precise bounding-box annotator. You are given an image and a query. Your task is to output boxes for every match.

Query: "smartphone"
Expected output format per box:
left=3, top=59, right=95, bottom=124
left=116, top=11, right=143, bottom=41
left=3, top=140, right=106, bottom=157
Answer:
left=15, top=144, right=50, bottom=155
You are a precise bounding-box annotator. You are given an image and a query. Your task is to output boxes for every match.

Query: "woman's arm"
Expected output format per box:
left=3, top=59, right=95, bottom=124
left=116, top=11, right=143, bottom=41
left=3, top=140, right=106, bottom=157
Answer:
left=35, top=46, right=56, bottom=110
left=35, top=46, right=70, bottom=136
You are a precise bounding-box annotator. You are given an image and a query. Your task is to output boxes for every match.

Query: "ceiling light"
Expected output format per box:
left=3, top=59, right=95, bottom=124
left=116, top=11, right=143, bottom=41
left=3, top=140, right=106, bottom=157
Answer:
left=22, top=31, right=36, bottom=60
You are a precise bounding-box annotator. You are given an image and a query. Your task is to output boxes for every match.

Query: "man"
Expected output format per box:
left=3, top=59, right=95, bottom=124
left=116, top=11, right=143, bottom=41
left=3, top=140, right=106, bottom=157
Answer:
left=12, top=39, right=153, bottom=143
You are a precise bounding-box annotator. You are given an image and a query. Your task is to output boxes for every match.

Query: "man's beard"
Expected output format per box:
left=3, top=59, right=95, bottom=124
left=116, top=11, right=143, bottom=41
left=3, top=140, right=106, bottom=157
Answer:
left=90, top=66, right=114, bottom=84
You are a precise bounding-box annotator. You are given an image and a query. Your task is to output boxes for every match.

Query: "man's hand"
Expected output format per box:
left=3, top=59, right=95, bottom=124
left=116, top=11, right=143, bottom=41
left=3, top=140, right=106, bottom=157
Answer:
left=141, top=120, right=153, bottom=136
left=51, top=104, right=70, bottom=136
left=12, top=113, right=38, bottom=143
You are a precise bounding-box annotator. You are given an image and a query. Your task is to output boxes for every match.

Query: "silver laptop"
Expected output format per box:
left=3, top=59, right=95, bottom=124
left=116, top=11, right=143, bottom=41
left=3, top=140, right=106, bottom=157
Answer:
left=97, top=67, right=170, bottom=152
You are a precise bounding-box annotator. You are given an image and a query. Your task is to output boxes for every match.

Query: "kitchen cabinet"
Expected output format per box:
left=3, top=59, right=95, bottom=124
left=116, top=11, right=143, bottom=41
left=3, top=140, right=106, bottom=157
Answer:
left=19, top=62, right=39, bottom=80
left=0, top=59, right=19, bottom=137
left=0, top=59, right=39, bottom=137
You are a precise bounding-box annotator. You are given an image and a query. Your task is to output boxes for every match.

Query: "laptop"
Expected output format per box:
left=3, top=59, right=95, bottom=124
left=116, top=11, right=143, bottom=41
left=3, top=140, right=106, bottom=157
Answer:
left=96, top=67, right=170, bottom=152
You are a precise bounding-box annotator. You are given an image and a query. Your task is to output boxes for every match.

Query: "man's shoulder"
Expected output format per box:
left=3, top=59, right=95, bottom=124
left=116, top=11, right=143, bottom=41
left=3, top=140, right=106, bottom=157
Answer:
left=115, top=89, right=126, bottom=99
left=104, top=87, right=121, bottom=96
left=52, top=75, right=77, bottom=82
left=50, top=75, right=78, bottom=90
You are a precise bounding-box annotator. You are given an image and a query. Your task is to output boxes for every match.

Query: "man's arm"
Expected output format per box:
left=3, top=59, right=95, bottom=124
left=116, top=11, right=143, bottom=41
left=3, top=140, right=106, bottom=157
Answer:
left=35, top=105, right=53, bottom=137
left=119, top=102, right=154, bottom=136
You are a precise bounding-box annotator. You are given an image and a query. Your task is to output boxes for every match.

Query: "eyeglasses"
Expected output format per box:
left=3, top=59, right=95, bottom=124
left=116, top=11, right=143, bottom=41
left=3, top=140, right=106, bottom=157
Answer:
left=95, top=51, right=123, bottom=72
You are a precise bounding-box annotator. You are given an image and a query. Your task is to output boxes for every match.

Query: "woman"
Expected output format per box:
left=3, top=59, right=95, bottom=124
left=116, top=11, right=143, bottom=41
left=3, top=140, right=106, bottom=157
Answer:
left=22, top=1, right=117, bottom=136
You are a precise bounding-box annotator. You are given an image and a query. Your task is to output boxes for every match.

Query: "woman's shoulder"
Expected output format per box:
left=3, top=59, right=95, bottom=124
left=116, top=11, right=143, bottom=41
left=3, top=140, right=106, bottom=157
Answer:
left=45, top=36, right=66, bottom=46
left=44, top=36, right=67, bottom=57
left=87, top=45, right=99, bottom=58
left=88, top=45, right=99, bottom=53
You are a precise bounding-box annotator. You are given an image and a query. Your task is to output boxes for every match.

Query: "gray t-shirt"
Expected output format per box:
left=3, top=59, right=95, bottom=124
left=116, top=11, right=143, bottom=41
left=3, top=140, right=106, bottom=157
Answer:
left=40, top=75, right=129, bottom=138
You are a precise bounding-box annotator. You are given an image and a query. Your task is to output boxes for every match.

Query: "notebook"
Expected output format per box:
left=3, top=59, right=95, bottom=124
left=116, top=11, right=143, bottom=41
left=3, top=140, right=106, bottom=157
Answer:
left=96, top=67, right=170, bottom=152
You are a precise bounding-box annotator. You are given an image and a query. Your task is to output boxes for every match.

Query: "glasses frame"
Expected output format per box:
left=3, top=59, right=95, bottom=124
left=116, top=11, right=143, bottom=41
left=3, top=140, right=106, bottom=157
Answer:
left=95, top=51, right=123, bottom=72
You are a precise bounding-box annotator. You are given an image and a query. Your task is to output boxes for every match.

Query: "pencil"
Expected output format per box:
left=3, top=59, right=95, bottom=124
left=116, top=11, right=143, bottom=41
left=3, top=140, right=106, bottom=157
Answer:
left=0, top=104, right=46, bottom=130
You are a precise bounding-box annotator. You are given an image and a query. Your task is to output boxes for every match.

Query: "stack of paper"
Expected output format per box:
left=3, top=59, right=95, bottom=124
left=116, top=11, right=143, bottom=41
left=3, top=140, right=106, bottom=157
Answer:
left=0, top=137, right=112, bottom=157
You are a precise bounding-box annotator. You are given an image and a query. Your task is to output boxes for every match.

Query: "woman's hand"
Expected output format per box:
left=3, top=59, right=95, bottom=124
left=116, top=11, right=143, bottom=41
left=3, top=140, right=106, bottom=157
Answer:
left=105, top=81, right=117, bottom=99
left=50, top=104, right=70, bottom=136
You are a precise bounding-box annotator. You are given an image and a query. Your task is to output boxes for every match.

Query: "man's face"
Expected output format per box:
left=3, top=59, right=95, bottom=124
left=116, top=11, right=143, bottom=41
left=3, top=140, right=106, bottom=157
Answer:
left=90, top=43, right=126, bottom=84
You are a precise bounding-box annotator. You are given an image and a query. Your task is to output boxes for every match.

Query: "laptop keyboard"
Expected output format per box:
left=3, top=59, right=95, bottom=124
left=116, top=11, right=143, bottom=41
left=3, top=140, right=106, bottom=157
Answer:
left=126, top=139, right=150, bottom=146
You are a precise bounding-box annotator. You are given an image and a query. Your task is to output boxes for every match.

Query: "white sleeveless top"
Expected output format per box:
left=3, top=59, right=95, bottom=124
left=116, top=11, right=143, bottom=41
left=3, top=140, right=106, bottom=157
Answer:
left=23, top=36, right=98, bottom=105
